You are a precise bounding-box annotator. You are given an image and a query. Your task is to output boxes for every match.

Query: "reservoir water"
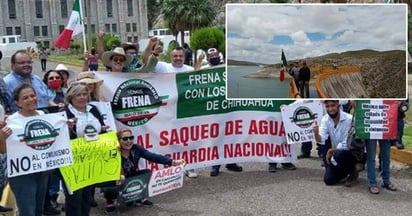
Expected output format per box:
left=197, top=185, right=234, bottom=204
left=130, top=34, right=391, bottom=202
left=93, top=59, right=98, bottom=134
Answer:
left=227, top=66, right=291, bottom=99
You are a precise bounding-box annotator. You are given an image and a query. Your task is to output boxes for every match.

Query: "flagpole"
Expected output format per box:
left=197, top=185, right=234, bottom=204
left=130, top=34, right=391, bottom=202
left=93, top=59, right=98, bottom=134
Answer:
left=77, top=0, right=87, bottom=53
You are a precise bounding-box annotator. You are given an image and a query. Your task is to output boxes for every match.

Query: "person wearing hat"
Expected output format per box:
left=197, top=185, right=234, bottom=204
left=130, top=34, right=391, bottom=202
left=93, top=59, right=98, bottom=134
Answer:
left=55, top=64, right=72, bottom=88
left=95, top=29, right=159, bottom=73
left=76, top=71, right=104, bottom=101
left=313, top=100, right=358, bottom=186
left=194, top=48, right=224, bottom=70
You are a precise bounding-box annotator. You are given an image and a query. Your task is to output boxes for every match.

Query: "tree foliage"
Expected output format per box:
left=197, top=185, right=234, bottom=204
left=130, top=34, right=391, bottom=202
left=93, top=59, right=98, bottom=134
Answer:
left=161, top=0, right=217, bottom=44
left=190, top=27, right=225, bottom=54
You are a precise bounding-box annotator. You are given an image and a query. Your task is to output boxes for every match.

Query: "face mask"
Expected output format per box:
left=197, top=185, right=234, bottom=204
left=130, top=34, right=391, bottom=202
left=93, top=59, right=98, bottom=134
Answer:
left=209, top=57, right=221, bottom=66
left=48, top=79, right=62, bottom=89
left=124, top=53, right=141, bottom=71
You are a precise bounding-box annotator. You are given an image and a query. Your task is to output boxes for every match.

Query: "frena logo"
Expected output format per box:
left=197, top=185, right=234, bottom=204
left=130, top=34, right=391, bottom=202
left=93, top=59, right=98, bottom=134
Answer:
left=19, top=119, right=59, bottom=150
left=112, top=79, right=164, bottom=127
left=290, top=106, right=317, bottom=128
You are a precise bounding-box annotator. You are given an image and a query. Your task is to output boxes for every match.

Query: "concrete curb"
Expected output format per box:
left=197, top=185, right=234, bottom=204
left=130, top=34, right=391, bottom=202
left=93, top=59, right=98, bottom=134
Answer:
left=391, top=147, right=412, bottom=166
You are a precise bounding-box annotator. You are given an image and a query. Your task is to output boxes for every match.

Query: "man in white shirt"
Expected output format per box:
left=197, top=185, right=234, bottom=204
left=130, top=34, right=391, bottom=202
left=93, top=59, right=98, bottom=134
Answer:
left=155, top=47, right=194, bottom=73
left=313, top=100, right=358, bottom=186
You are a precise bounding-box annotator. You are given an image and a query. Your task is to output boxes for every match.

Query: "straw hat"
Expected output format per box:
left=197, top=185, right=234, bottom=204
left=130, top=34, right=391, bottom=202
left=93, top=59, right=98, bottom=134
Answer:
left=76, top=71, right=103, bottom=86
left=102, top=47, right=133, bottom=66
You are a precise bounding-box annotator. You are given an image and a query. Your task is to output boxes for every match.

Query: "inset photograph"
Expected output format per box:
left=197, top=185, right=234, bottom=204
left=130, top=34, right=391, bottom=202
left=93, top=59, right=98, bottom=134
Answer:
left=226, top=4, right=407, bottom=99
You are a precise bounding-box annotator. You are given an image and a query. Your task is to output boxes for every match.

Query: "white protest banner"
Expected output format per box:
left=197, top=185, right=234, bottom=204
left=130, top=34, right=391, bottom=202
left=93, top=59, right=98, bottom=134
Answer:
left=148, top=164, right=184, bottom=197
left=90, top=101, right=117, bottom=132
left=94, top=67, right=298, bottom=171
left=281, top=101, right=323, bottom=144
left=6, top=112, right=73, bottom=177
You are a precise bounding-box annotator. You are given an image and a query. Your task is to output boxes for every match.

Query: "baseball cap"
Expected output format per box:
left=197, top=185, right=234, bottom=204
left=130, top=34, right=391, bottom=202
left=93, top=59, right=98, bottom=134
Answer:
left=207, top=48, right=218, bottom=57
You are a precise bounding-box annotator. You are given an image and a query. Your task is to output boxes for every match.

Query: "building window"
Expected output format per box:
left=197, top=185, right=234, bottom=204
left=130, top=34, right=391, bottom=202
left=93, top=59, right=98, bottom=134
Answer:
left=127, top=0, right=133, bottom=16
left=127, top=37, right=132, bottom=42
left=105, top=24, right=110, bottom=33
left=42, top=26, right=48, bottom=36
left=91, top=24, right=96, bottom=33
left=112, top=24, right=117, bottom=33
left=8, top=0, right=16, bottom=19
left=133, top=36, right=138, bottom=43
left=6, top=27, right=13, bottom=35
left=107, top=0, right=113, bottom=18
left=15, top=26, right=21, bottom=35
left=59, top=25, right=65, bottom=33
left=35, top=0, right=43, bottom=18
left=126, top=23, right=131, bottom=32
left=61, top=0, right=68, bottom=18
left=84, top=25, right=88, bottom=34
left=44, top=41, right=50, bottom=48
left=132, top=23, right=137, bottom=32
left=34, top=26, right=40, bottom=36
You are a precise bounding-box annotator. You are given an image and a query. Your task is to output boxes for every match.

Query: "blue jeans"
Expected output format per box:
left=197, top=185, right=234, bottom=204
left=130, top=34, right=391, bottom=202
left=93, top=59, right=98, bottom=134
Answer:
left=9, top=172, right=49, bottom=216
left=300, top=81, right=310, bottom=98
left=366, top=139, right=391, bottom=187
left=44, top=170, right=61, bottom=208
left=323, top=149, right=357, bottom=185
left=396, top=117, right=404, bottom=144
left=89, top=64, right=98, bottom=71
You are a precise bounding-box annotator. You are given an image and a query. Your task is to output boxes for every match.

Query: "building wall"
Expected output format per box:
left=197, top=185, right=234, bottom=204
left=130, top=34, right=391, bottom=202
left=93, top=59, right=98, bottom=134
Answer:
left=0, top=0, right=148, bottom=48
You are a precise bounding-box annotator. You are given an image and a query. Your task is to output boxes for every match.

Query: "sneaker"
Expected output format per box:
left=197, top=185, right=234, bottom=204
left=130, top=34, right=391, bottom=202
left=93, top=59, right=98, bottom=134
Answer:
left=105, top=204, right=116, bottom=214
left=185, top=169, right=198, bottom=178
left=225, top=163, right=243, bottom=172
left=43, top=206, right=61, bottom=215
left=137, top=199, right=153, bottom=206
left=210, top=168, right=220, bottom=177
left=344, top=169, right=359, bottom=187
left=368, top=186, right=380, bottom=194
left=281, top=163, right=297, bottom=170
left=297, top=153, right=310, bottom=159
left=268, top=163, right=277, bottom=173
left=395, top=142, right=405, bottom=150
left=0, top=205, right=13, bottom=213
left=382, top=183, right=397, bottom=191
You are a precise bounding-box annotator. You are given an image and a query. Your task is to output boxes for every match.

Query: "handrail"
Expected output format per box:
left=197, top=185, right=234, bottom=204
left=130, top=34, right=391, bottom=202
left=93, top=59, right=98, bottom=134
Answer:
left=288, top=75, right=301, bottom=98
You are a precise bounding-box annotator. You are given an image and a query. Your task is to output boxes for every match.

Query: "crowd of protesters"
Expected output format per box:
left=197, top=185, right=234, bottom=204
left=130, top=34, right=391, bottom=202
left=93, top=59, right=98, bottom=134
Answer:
left=0, top=35, right=409, bottom=216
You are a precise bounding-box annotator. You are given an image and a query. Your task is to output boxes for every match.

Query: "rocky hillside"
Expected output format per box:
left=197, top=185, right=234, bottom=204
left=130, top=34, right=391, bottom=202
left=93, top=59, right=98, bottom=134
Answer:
left=245, top=50, right=407, bottom=98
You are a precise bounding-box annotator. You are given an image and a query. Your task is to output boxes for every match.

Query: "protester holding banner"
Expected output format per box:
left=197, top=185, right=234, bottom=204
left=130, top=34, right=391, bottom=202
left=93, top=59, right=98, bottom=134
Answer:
left=313, top=100, right=358, bottom=186
left=0, top=83, right=49, bottom=216
left=63, top=82, right=108, bottom=216
left=102, top=128, right=185, bottom=213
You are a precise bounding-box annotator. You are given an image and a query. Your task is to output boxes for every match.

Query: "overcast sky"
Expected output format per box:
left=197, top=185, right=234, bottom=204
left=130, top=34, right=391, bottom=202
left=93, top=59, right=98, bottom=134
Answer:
left=226, top=4, right=407, bottom=64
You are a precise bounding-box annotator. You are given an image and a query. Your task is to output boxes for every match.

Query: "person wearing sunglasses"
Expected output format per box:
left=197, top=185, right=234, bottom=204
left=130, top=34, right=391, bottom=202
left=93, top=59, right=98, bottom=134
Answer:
left=102, top=128, right=185, bottom=213
left=63, top=83, right=108, bottom=216
left=43, top=70, right=67, bottom=107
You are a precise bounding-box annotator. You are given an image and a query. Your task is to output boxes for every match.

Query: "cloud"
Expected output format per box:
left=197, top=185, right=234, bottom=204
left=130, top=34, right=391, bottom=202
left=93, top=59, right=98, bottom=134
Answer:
left=226, top=4, right=407, bottom=64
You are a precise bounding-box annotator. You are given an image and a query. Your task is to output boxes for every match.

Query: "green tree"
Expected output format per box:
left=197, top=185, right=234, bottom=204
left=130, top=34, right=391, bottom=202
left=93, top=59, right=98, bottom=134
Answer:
left=190, top=27, right=225, bottom=59
left=147, top=0, right=163, bottom=29
left=162, top=0, right=216, bottom=44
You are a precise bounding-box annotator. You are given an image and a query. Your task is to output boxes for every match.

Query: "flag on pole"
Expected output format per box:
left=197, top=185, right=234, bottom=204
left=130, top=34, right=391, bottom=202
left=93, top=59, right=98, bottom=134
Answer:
left=281, top=49, right=288, bottom=67
left=280, top=49, right=288, bottom=82
left=54, top=0, right=83, bottom=49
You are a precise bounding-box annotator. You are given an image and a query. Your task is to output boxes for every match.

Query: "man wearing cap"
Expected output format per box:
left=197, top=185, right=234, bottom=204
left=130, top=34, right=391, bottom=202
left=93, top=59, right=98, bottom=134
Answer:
left=313, top=100, right=358, bottom=186
left=4, top=50, right=54, bottom=112
left=194, top=48, right=224, bottom=70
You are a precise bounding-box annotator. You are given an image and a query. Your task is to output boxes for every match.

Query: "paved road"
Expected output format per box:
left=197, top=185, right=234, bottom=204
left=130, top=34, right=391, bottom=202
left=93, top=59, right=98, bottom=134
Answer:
left=1, top=58, right=412, bottom=216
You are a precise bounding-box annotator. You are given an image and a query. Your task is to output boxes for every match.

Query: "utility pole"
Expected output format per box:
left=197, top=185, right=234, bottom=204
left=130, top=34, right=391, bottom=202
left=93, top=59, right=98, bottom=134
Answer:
left=86, top=0, right=92, bottom=51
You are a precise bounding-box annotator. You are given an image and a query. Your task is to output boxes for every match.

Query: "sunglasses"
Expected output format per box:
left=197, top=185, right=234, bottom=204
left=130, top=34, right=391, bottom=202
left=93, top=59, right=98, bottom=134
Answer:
left=48, top=76, right=61, bottom=80
left=112, top=57, right=126, bottom=63
left=120, top=136, right=134, bottom=141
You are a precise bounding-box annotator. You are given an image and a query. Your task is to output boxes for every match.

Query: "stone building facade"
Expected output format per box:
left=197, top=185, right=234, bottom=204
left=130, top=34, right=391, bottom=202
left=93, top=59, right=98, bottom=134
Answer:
left=0, top=0, right=148, bottom=48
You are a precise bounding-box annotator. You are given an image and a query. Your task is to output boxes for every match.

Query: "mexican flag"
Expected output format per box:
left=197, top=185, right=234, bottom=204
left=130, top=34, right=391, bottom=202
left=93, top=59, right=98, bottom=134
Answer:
left=54, top=0, right=83, bottom=49
left=354, top=100, right=398, bottom=140
left=279, top=49, right=287, bottom=82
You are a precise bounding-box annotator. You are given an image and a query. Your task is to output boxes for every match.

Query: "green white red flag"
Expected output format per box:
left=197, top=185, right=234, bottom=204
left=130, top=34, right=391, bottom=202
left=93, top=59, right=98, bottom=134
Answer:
left=54, top=0, right=83, bottom=49
left=355, top=100, right=398, bottom=140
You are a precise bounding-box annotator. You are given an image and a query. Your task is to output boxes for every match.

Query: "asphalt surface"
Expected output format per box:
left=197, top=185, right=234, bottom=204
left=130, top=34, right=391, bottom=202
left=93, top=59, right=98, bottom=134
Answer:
left=1, top=58, right=412, bottom=216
